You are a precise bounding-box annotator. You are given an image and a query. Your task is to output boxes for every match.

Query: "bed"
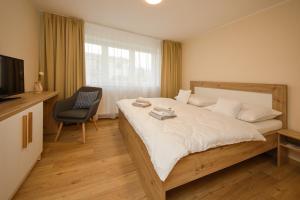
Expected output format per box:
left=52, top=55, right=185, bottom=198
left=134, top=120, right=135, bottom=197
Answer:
left=118, top=81, right=287, bottom=200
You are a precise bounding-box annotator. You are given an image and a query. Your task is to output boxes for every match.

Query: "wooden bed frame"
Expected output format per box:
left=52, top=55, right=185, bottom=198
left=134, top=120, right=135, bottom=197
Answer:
left=119, top=81, right=287, bottom=200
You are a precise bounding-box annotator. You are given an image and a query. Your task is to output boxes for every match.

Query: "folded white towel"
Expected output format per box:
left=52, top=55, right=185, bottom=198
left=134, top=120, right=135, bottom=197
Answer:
left=151, top=109, right=176, bottom=117
left=132, top=102, right=151, bottom=108
left=149, top=111, right=176, bottom=120
left=153, top=106, right=175, bottom=115
left=136, top=97, right=151, bottom=104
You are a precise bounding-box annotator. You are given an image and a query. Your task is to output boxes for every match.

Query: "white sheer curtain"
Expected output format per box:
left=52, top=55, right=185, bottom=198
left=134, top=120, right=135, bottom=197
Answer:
left=85, top=23, right=161, bottom=118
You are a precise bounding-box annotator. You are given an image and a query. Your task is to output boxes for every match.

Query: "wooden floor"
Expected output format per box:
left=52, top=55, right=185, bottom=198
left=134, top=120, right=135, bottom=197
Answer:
left=14, top=119, right=300, bottom=200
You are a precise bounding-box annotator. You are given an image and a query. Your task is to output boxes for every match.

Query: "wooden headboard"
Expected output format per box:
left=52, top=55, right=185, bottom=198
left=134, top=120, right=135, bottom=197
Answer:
left=190, top=81, right=288, bottom=128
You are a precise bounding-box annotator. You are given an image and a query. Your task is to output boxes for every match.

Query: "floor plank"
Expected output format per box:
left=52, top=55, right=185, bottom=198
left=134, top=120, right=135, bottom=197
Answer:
left=14, top=119, right=300, bottom=200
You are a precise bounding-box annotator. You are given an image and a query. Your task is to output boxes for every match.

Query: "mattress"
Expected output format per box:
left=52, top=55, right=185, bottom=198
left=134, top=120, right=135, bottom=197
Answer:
left=251, top=119, right=282, bottom=134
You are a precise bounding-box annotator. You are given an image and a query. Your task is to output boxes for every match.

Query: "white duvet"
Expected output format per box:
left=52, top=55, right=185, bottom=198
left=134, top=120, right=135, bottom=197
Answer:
left=117, top=98, right=265, bottom=181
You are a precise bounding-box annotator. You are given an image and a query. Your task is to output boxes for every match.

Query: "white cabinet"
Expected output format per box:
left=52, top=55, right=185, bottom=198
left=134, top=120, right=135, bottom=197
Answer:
left=0, top=102, right=43, bottom=200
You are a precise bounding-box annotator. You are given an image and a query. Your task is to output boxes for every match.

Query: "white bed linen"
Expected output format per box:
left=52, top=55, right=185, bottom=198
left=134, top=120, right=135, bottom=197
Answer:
left=117, top=98, right=265, bottom=181
left=251, top=119, right=282, bottom=134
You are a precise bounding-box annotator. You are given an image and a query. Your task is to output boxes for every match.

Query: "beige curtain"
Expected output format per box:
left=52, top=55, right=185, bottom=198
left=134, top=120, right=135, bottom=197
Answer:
left=40, top=13, right=85, bottom=99
left=161, top=40, right=182, bottom=98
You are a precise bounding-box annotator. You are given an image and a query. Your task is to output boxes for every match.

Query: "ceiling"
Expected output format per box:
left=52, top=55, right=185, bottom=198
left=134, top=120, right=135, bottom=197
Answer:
left=31, top=0, right=285, bottom=41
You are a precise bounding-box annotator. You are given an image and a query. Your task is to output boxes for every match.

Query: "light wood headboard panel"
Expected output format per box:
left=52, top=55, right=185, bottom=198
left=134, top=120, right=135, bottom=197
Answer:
left=190, top=81, right=288, bottom=128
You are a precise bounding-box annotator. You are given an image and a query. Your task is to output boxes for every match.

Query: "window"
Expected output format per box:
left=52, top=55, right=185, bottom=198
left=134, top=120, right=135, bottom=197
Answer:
left=135, top=51, right=152, bottom=70
left=108, top=47, right=129, bottom=59
left=85, top=43, right=102, bottom=55
left=85, top=23, right=161, bottom=117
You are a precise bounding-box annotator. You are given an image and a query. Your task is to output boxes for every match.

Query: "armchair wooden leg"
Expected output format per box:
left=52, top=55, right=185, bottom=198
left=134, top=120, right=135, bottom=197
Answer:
left=82, top=123, right=86, bottom=144
left=92, top=118, right=98, bottom=131
left=55, top=122, right=63, bottom=142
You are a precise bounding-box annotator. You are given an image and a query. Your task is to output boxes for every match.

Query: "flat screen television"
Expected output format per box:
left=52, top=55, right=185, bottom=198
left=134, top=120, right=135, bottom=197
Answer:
left=0, top=55, right=25, bottom=101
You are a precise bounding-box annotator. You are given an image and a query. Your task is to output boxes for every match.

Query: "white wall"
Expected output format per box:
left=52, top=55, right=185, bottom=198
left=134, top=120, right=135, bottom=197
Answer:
left=0, top=0, right=40, bottom=91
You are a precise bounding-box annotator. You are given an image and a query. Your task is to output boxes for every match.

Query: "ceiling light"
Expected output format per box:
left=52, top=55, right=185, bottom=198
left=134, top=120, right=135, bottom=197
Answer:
left=145, top=0, right=162, bottom=5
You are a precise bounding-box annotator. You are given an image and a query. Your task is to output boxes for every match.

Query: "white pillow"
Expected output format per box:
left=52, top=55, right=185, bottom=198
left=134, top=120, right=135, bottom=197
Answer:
left=188, top=94, right=216, bottom=107
left=176, top=90, right=191, bottom=104
left=237, top=104, right=282, bottom=122
left=213, top=98, right=242, bottom=118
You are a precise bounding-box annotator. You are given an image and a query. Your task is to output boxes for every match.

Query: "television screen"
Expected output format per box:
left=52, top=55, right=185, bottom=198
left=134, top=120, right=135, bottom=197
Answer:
left=0, top=55, right=25, bottom=99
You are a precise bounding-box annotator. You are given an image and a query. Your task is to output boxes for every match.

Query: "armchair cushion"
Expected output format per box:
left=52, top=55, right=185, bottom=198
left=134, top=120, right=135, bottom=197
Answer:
left=73, top=91, right=98, bottom=109
left=58, top=109, right=89, bottom=119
